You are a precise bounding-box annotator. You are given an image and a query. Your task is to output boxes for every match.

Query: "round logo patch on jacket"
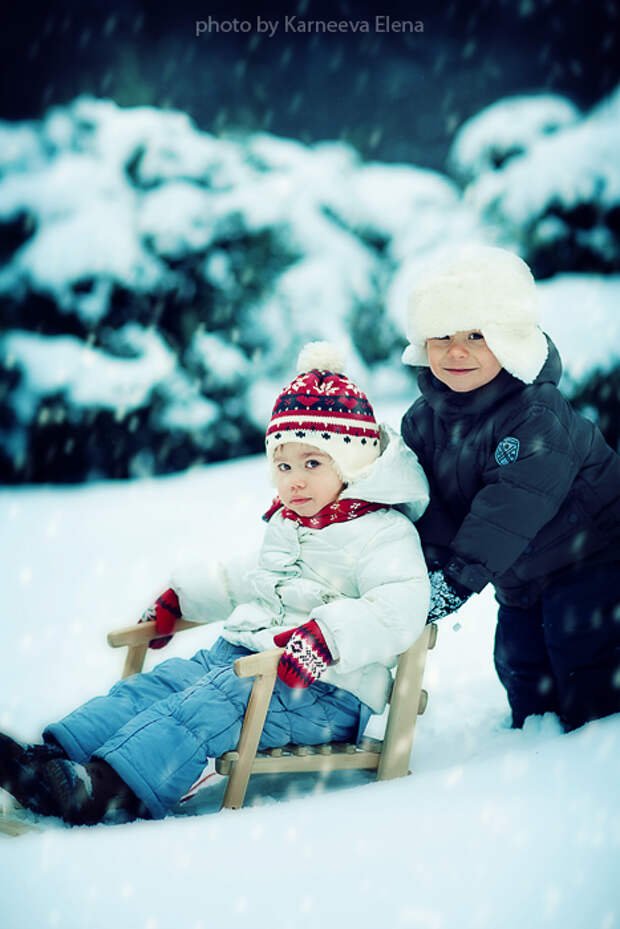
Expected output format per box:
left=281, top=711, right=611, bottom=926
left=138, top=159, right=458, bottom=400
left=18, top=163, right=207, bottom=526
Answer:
left=494, top=436, right=520, bottom=466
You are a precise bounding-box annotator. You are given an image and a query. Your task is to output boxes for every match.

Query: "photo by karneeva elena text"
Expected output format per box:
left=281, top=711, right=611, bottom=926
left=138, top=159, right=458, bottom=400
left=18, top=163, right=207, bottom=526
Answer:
left=195, top=16, right=425, bottom=38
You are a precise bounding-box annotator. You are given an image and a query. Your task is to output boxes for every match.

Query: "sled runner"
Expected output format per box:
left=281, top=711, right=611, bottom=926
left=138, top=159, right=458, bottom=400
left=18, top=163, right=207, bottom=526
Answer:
left=0, top=789, right=43, bottom=837
left=107, top=617, right=438, bottom=810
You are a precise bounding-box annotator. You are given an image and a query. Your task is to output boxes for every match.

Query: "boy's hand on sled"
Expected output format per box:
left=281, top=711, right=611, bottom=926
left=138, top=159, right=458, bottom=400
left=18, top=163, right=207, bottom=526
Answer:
left=138, top=588, right=182, bottom=649
left=427, top=570, right=471, bottom=622
left=274, top=620, right=332, bottom=688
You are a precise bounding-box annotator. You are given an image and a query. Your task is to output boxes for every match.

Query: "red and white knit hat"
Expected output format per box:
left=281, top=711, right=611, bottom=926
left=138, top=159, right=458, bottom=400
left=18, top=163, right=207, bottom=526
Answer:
left=266, top=342, right=381, bottom=482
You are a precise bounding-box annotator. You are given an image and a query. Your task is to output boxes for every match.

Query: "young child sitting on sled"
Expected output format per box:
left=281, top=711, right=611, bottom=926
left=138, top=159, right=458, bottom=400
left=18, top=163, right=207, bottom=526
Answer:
left=1, top=342, right=431, bottom=825
left=400, top=244, right=620, bottom=732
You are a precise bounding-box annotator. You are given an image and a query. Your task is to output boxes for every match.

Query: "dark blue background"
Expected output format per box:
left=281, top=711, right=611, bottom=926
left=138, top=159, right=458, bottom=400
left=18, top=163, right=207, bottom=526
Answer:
left=2, top=0, right=619, bottom=168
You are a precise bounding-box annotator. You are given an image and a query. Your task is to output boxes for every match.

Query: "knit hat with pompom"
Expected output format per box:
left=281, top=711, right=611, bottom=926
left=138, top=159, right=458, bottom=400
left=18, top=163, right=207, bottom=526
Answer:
left=265, top=342, right=381, bottom=483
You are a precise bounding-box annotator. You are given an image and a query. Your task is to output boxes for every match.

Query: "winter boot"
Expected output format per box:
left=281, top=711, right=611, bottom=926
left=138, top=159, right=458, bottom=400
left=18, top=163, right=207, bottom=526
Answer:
left=42, top=757, right=149, bottom=826
left=0, top=731, right=67, bottom=815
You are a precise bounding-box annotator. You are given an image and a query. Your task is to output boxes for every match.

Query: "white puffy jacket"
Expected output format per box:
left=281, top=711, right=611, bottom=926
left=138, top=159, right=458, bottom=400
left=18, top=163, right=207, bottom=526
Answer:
left=172, top=426, right=430, bottom=713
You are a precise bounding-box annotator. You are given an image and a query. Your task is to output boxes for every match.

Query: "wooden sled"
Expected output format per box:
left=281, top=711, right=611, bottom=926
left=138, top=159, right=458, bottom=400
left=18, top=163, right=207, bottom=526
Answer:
left=107, top=618, right=438, bottom=810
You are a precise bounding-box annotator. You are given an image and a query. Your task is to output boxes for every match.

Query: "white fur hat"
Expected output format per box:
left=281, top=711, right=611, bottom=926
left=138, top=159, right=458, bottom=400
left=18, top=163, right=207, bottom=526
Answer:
left=401, top=245, right=548, bottom=384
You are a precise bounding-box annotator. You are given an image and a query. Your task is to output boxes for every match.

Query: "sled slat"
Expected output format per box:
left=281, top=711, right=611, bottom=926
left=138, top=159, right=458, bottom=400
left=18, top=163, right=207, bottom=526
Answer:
left=232, top=648, right=284, bottom=678
left=377, top=623, right=433, bottom=780
left=250, top=750, right=381, bottom=774
left=221, top=654, right=283, bottom=809
left=122, top=645, right=149, bottom=680
left=107, top=618, right=202, bottom=649
left=108, top=619, right=204, bottom=679
left=0, top=816, right=41, bottom=837
left=0, top=794, right=42, bottom=837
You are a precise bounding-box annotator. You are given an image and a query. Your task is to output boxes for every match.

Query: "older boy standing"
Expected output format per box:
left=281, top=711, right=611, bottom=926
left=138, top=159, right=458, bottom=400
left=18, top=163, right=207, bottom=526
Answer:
left=401, top=245, right=620, bottom=731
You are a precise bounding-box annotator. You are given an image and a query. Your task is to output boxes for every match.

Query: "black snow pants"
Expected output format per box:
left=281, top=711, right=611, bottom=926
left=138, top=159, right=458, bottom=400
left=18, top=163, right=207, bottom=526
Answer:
left=494, top=562, right=620, bottom=731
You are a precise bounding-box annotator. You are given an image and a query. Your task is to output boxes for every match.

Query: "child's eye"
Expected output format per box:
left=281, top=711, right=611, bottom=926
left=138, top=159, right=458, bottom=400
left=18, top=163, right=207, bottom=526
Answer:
left=429, top=336, right=449, bottom=342
left=277, top=462, right=290, bottom=472
left=468, top=332, right=484, bottom=341
left=305, top=459, right=321, bottom=469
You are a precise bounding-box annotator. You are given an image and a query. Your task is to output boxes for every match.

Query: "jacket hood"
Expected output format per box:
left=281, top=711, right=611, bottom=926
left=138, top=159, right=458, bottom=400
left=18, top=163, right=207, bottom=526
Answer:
left=340, top=423, right=429, bottom=520
left=534, top=334, right=562, bottom=386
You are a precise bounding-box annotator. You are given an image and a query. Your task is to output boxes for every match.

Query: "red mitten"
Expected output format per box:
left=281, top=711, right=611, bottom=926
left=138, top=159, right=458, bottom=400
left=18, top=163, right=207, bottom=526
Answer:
left=272, top=627, right=295, bottom=647
left=139, top=588, right=182, bottom=649
left=274, top=620, right=332, bottom=689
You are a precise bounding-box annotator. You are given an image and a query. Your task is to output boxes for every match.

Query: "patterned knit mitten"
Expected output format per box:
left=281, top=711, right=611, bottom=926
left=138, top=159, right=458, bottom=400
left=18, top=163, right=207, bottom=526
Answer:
left=274, top=620, right=332, bottom=689
left=427, top=569, right=472, bottom=622
left=138, top=588, right=182, bottom=649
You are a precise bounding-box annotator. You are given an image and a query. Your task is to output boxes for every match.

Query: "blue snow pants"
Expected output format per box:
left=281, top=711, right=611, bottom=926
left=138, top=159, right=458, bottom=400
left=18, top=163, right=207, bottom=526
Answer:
left=44, top=638, right=370, bottom=819
left=494, top=562, right=620, bottom=731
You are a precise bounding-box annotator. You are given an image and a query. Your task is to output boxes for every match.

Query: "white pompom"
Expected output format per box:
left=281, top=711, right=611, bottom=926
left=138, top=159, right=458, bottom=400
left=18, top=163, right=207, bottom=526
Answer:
left=296, top=341, right=346, bottom=374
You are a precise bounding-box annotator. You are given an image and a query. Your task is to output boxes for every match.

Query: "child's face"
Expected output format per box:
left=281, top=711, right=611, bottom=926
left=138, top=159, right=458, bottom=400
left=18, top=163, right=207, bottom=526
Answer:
left=426, top=330, right=502, bottom=392
left=273, top=443, right=344, bottom=517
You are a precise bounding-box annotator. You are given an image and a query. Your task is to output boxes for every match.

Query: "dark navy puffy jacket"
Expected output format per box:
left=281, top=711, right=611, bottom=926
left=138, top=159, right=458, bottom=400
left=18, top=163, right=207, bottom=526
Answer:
left=401, top=337, right=620, bottom=607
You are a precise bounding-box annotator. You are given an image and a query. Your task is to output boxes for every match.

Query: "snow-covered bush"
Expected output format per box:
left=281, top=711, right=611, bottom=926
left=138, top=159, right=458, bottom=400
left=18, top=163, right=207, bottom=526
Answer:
left=0, top=97, right=468, bottom=483
left=1, top=89, right=618, bottom=483
left=449, top=94, right=579, bottom=182
left=450, top=89, right=620, bottom=277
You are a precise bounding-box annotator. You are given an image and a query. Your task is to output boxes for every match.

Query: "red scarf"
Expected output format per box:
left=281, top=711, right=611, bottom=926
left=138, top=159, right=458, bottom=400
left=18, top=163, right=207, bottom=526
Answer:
left=263, top=497, right=389, bottom=529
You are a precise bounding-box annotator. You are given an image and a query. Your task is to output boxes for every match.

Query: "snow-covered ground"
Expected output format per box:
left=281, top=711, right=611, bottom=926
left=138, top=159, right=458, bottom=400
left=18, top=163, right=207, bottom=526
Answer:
left=1, top=449, right=618, bottom=929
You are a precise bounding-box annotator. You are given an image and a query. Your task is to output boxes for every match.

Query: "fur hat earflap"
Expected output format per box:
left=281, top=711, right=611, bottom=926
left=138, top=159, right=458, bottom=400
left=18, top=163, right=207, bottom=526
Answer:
left=266, top=341, right=380, bottom=483
left=401, top=245, right=548, bottom=383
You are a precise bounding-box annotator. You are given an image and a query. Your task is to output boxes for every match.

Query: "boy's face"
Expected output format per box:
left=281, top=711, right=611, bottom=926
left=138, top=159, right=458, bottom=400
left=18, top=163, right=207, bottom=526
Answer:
left=273, top=443, right=344, bottom=517
left=426, top=330, right=502, bottom=392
